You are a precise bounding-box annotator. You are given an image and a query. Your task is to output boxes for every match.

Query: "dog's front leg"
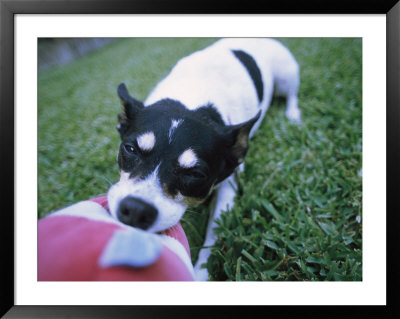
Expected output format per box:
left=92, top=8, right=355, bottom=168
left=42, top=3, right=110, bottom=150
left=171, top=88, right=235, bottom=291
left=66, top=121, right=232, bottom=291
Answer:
left=194, top=173, right=238, bottom=281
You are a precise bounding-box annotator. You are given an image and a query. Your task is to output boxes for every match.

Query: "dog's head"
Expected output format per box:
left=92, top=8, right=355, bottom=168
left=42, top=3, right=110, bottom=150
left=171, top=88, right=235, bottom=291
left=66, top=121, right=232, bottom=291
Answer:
left=107, top=83, right=260, bottom=233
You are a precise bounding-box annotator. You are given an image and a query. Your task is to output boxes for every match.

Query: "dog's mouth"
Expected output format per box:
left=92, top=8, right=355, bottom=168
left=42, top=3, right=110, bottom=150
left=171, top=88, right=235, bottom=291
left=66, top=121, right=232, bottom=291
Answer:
left=95, top=195, right=188, bottom=253
left=157, top=223, right=181, bottom=238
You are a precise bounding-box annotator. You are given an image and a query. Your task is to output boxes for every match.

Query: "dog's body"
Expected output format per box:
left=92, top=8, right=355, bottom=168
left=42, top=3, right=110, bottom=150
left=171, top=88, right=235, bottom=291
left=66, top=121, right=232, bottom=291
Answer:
left=107, top=38, right=300, bottom=280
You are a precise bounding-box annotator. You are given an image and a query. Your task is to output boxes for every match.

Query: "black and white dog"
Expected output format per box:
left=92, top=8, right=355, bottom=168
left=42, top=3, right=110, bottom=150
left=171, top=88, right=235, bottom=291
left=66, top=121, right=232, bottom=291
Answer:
left=107, top=38, right=300, bottom=280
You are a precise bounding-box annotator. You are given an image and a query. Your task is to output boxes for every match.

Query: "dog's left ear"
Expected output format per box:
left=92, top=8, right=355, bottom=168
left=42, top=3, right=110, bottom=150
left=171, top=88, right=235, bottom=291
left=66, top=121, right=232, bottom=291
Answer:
left=224, top=110, right=261, bottom=168
left=117, top=83, right=144, bottom=119
left=117, top=83, right=144, bottom=138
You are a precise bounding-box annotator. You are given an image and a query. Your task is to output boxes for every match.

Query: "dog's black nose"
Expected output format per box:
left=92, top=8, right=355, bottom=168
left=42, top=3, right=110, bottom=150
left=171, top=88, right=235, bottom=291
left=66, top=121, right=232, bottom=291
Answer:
left=117, top=196, right=158, bottom=230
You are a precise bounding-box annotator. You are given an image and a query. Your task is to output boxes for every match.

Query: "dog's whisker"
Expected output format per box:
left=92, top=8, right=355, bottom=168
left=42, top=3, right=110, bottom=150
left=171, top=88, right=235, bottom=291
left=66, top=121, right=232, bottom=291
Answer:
left=99, top=176, right=114, bottom=187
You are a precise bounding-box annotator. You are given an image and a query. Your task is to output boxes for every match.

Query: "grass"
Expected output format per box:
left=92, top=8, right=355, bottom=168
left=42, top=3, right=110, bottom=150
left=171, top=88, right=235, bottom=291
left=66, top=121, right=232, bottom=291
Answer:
left=38, top=38, right=362, bottom=281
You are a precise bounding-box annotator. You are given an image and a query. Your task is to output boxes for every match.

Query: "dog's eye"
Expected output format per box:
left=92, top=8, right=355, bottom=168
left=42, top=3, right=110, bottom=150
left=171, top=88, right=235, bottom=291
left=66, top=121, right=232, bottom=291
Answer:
left=123, top=144, right=136, bottom=154
left=182, top=169, right=207, bottom=180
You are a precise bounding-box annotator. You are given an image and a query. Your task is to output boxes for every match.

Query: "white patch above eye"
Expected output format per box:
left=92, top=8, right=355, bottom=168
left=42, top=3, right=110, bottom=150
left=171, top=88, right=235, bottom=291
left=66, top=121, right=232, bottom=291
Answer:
left=168, top=118, right=183, bottom=143
left=178, top=148, right=198, bottom=168
left=137, top=131, right=156, bottom=152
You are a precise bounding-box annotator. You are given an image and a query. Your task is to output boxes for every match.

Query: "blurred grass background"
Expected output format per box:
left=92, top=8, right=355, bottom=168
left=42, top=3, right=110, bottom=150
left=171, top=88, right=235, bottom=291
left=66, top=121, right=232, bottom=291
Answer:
left=38, top=38, right=362, bottom=281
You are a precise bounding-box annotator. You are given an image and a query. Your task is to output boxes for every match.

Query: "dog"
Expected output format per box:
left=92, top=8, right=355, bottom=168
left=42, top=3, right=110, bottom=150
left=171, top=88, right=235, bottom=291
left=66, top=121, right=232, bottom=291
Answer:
left=107, top=38, right=300, bottom=281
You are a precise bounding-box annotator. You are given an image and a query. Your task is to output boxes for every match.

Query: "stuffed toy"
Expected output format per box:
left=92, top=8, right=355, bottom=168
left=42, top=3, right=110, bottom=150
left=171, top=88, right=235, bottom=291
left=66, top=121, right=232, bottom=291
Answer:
left=38, top=196, right=194, bottom=281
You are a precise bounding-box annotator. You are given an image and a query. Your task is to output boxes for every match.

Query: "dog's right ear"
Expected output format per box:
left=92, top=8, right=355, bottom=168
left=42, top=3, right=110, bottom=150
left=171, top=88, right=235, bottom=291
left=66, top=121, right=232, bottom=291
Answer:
left=117, top=83, right=144, bottom=138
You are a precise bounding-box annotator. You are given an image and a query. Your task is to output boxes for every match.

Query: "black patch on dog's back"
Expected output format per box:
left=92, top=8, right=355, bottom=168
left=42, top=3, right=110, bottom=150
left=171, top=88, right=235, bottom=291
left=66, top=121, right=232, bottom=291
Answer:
left=232, top=50, right=263, bottom=103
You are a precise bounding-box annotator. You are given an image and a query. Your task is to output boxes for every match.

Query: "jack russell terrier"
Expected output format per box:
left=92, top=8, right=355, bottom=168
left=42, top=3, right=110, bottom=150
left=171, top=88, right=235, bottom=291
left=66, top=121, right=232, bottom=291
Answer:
left=107, top=38, right=300, bottom=280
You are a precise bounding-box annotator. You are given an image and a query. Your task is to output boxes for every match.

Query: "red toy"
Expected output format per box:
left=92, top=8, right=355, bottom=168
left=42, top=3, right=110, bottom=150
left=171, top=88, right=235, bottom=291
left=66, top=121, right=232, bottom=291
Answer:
left=38, top=196, right=194, bottom=281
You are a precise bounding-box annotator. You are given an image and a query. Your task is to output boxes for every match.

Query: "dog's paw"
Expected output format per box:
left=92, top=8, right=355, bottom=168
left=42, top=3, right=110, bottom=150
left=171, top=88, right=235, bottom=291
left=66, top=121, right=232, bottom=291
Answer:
left=194, top=248, right=211, bottom=281
left=286, top=106, right=302, bottom=124
left=194, top=267, right=210, bottom=281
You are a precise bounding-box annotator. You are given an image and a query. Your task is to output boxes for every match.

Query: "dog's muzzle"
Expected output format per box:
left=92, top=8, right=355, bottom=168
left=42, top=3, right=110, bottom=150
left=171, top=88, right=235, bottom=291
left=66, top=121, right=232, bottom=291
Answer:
left=117, top=196, right=158, bottom=230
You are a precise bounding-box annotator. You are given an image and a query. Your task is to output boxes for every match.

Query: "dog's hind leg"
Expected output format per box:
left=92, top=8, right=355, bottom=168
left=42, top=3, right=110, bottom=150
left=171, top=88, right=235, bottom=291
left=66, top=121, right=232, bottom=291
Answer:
left=274, top=57, right=301, bottom=123
left=285, top=94, right=301, bottom=123
left=194, top=173, right=238, bottom=281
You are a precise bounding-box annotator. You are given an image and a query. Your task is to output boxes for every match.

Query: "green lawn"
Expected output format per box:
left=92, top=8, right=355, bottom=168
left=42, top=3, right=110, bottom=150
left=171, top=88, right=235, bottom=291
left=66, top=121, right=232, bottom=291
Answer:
left=38, top=38, right=362, bottom=281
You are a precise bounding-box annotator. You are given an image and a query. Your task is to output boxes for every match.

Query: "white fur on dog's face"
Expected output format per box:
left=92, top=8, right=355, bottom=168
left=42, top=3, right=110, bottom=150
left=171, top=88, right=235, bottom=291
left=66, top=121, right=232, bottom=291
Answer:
left=107, top=165, right=188, bottom=233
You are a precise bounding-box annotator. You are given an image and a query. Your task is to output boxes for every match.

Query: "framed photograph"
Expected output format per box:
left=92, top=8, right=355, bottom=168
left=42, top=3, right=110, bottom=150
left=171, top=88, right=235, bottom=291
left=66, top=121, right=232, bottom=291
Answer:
left=1, top=0, right=398, bottom=317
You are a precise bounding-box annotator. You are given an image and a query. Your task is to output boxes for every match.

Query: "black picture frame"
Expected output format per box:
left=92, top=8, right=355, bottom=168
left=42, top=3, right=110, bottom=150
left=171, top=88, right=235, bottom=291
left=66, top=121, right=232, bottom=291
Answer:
left=1, top=0, right=399, bottom=317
